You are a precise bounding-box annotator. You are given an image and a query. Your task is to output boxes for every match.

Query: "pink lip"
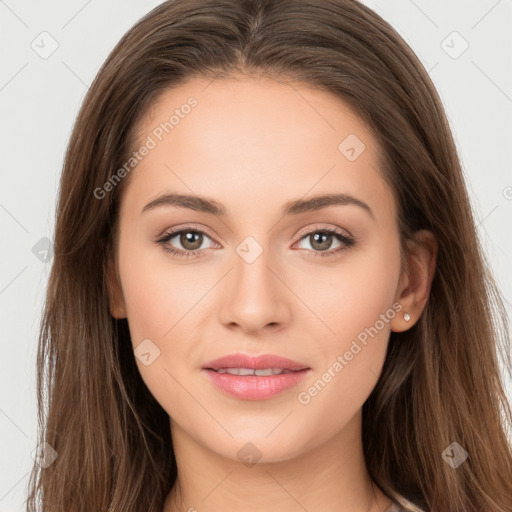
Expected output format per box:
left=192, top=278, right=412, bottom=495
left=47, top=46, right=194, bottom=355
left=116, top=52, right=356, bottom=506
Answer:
left=201, top=353, right=311, bottom=401
left=202, top=353, right=309, bottom=371
left=202, top=368, right=311, bottom=400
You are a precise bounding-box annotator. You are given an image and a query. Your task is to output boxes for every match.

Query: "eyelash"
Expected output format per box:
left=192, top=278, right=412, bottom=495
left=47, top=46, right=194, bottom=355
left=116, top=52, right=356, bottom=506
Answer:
left=155, top=224, right=356, bottom=260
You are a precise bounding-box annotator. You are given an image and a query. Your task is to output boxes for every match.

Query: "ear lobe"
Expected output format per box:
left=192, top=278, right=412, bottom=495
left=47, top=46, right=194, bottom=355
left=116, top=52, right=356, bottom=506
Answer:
left=105, top=256, right=127, bottom=319
left=391, top=230, right=438, bottom=332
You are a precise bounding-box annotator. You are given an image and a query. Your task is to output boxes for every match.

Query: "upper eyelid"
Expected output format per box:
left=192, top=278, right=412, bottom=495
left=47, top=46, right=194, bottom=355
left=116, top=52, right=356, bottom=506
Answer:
left=159, top=224, right=218, bottom=243
left=295, top=223, right=353, bottom=239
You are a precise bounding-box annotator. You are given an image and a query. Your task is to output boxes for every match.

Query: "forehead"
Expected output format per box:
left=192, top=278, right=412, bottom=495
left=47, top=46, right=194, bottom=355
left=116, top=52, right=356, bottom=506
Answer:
left=122, top=75, right=395, bottom=222
left=137, top=74, right=374, bottom=155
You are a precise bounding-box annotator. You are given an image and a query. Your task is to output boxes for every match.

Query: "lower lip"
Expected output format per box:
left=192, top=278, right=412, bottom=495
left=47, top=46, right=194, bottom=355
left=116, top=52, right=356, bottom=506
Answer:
left=202, top=368, right=311, bottom=400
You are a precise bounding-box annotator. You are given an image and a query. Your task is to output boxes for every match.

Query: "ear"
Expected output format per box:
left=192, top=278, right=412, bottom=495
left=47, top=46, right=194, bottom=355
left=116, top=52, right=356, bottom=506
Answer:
left=105, top=255, right=127, bottom=319
left=391, top=230, right=438, bottom=333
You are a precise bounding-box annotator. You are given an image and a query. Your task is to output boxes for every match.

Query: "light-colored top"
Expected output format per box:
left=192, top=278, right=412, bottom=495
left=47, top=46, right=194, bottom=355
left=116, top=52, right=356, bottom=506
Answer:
left=384, top=497, right=427, bottom=512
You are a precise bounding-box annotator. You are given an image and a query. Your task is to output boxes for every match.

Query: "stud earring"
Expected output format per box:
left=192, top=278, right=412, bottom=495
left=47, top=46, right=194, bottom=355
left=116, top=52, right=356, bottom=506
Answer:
left=403, top=312, right=411, bottom=322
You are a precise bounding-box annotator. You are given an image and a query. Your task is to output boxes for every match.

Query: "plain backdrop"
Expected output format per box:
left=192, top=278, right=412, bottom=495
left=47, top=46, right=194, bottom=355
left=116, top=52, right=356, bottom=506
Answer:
left=1, top=1, right=511, bottom=510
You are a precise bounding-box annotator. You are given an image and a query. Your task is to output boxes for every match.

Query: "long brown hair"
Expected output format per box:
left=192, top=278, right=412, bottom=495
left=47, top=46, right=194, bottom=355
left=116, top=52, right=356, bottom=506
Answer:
left=26, top=1, right=512, bottom=511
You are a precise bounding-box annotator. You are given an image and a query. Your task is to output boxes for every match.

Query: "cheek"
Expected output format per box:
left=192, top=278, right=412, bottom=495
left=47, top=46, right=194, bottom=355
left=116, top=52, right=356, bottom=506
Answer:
left=117, top=235, right=214, bottom=406
left=116, top=238, right=200, bottom=415
left=309, top=237, right=401, bottom=341
left=299, top=235, right=401, bottom=398
left=117, top=234, right=198, bottom=342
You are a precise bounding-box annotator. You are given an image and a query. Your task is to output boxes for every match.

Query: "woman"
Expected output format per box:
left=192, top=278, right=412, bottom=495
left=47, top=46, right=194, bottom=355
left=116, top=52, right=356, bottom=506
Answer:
left=26, top=1, right=512, bottom=511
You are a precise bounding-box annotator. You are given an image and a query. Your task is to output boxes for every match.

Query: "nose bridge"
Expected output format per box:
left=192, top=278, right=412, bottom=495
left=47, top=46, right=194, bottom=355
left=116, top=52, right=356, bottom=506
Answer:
left=219, top=233, right=289, bottom=332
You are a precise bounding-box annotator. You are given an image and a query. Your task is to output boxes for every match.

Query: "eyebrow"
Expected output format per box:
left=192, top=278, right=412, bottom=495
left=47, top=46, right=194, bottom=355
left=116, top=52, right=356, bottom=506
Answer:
left=141, top=192, right=374, bottom=219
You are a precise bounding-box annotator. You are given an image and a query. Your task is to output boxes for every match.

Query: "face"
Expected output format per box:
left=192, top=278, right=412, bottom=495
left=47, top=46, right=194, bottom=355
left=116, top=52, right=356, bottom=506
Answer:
left=110, top=75, right=406, bottom=463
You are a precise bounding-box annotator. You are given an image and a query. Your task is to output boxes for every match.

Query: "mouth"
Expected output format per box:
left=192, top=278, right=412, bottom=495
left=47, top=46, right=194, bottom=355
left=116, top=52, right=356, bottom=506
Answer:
left=201, top=353, right=311, bottom=400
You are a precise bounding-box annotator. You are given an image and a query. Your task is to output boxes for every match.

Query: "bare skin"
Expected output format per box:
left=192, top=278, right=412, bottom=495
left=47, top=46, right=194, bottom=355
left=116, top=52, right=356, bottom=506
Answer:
left=108, top=74, right=437, bottom=512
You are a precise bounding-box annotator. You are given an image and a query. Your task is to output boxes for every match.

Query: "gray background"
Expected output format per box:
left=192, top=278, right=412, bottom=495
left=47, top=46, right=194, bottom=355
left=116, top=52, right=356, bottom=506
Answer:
left=1, top=1, right=511, bottom=510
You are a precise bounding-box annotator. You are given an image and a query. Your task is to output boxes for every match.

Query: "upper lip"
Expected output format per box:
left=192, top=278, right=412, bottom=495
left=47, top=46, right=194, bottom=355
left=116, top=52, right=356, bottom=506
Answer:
left=202, top=353, right=310, bottom=371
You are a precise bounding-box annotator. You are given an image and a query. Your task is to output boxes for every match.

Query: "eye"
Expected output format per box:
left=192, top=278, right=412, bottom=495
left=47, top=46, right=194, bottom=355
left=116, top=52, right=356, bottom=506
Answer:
left=156, top=225, right=218, bottom=259
left=293, top=226, right=356, bottom=259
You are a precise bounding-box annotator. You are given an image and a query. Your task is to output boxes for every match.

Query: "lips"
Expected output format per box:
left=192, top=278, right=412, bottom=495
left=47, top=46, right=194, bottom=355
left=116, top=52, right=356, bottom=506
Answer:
left=201, top=353, right=311, bottom=400
left=202, top=353, right=310, bottom=372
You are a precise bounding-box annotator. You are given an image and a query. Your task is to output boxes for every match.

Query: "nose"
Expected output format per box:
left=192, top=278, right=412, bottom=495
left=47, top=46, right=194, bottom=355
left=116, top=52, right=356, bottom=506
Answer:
left=218, top=246, right=292, bottom=335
